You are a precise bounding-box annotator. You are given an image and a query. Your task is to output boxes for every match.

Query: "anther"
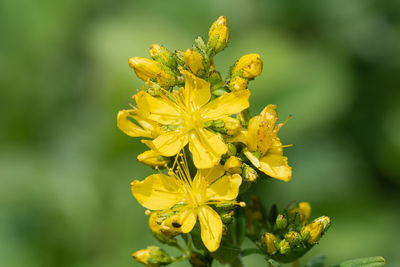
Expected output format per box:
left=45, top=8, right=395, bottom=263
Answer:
left=145, top=210, right=152, bottom=216
left=239, top=202, right=246, bottom=207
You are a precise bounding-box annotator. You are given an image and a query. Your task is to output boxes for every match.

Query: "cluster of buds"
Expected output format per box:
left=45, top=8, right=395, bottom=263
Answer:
left=263, top=202, right=330, bottom=263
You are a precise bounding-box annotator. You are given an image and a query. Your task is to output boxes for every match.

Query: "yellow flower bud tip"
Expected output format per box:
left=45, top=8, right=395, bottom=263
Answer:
left=224, top=156, right=242, bottom=174
left=229, top=76, right=248, bottom=91
left=232, top=53, right=263, bottom=79
left=209, top=16, right=227, bottom=36
left=221, top=117, right=241, bottom=135
left=301, top=216, right=330, bottom=244
left=279, top=240, right=291, bottom=255
left=183, top=49, right=204, bottom=75
left=132, top=249, right=151, bottom=265
left=208, top=16, right=229, bottom=53
left=132, top=246, right=172, bottom=266
left=285, top=231, right=301, bottom=247
left=261, top=232, right=278, bottom=255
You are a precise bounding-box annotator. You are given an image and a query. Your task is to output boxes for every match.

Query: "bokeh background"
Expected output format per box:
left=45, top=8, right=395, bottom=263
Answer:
left=1, top=0, right=400, bottom=266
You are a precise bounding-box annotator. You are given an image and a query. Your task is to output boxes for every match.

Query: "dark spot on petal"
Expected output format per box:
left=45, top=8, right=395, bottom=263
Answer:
left=172, top=222, right=181, bottom=228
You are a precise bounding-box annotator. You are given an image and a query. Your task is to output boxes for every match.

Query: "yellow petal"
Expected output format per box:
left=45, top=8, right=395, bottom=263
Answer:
left=117, top=110, right=152, bottom=138
left=189, top=129, right=227, bottom=169
left=244, top=150, right=261, bottom=169
left=137, top=150, right=169, bottom=167
left=152, top=130, right=188, bottom=157
left=200, top=89, right=250, bottom=121
left=198, top=205, right=223, bottom=252
left=131, top=174, right=183, bottom=210
left=182, top=70, right=211, bottom=108
left=258, top=154, right=291, bottom=182
left=206, top=173, right=242, bottom=201
left=195, top=164, right=225, bottom=184
left=135, top=91, right=182, bottom=125
left=226, top=129, right=249, bottom=146
left=177, top=208, right=197, bottom=233
left=247, top=115, right=263, bottom=152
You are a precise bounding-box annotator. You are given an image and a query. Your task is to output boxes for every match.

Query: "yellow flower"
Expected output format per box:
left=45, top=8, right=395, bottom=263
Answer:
left=232, top=54, right=263, bottom=79
left=131, top=153, right=244, bottom=252
left=135, top=71, right=250, bottom=169
left=184, top=49, right=205, bottom=75
left=128, top=57, right=175, bottom=87
left=301, top=216, right=330, bottom=244
left=229, top=104, right=291, bottom=181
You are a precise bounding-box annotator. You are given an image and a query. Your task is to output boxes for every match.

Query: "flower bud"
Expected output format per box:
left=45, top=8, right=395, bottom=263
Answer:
left=132, top=246, right=172, bottom=266
left=232, top=54, right=263, bottom=79
left=221, top=210, right=235, bottom=224
left=289, top=202, right=311, bottom=225
left=137, top=150, right=169, bottom=168
left=149, top=44, right=176, bottom=69
left=278, top=240, right=291, bottom=255
left=284, top=231, right=301, bottom=247
left=229, top=76, right=248, bottom=91
left=224, top=156, right=242, bottom=174
left=208, top=16, right=229, bottom=54
left=301, top=216, right=330, bottom=244
left=275, top=214, right=288, bottom=230
left=261, top=232, right=278, bottom=255
left=221, top=116, right=241, bottom=135
left=128, top=57, right=175, bottom=87
left=149, top=212, right=181, bottom=238
left=184, top=49, right=205, bottom=75
left=242, top=163, right=258, bottom=182
left=227, top=143, right=237, bottom=156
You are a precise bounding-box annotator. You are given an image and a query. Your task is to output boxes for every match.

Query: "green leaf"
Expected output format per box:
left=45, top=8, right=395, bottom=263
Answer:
left=334, top=256, right=385, bottom=267
left=211, top=241, right=241, bottom=266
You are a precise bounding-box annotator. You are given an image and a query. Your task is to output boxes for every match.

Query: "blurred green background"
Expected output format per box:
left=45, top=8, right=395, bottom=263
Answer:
left=1, top=0, right=399, bottom=266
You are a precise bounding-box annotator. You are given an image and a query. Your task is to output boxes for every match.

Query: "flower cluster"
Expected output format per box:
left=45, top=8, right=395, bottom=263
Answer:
left=118, top=16, right=329, bottom=266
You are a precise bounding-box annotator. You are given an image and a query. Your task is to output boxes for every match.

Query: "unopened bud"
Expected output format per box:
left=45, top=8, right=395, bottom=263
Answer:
left=227, top=143, right=237, bottom=156
left=132, top=246, right=172, bottom=266
left=221, top=116, right=241, bottom=135
left=184, top=49, right=205, bottom=75
left=138, top=150, right=169, bottom=168
left=301, top=216, right=330, bottom=244
left=242, top=163, right=258, bottom=182
left=128, top=57, right=176, bottom=87
left=275, top=214, right=288, bottom=230
left=208, top=16, right=229, bottom=54
left=224, top=156, right=242, bottom=174
left=279, top=240, right=291, bottom=255
left=149, top=212, right=181, bottom=238
left=284, top=231, right=301, bottom=247
left=229, top=76, right=248, bottom=91
left=261, top=232, right=278, bottom=255
left=149, top=44, right=176, bottom=69
left=221, top=210, right=235, bottom=224
left=289, top=202, right=311, bottom=225
left=232, top=54, right=263, bottom=79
